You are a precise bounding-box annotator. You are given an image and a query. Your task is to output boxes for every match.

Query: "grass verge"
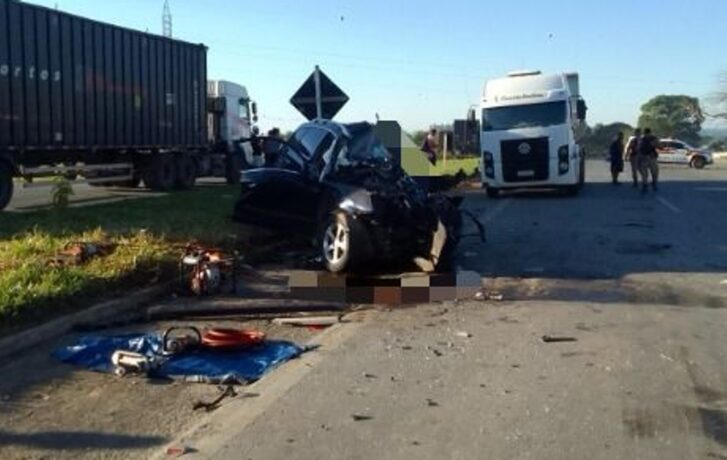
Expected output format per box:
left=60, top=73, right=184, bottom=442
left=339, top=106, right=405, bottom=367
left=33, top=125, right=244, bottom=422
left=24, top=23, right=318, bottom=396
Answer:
left=430, top=157, right=480, bottom=176
left=0, top=184, right=241, bottom=336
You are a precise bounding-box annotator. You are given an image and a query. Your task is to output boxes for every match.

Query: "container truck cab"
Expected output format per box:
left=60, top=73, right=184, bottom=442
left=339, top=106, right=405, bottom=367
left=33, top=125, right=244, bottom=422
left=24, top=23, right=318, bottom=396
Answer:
left=206, top=80, right=259, bottom=182
left=480, top=70, right=587, bottom=197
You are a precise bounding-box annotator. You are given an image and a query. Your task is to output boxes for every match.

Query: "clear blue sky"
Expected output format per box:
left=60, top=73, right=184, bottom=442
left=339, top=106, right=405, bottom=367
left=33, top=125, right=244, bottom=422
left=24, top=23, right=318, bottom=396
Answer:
left=28, top=0, right=727, bottom=132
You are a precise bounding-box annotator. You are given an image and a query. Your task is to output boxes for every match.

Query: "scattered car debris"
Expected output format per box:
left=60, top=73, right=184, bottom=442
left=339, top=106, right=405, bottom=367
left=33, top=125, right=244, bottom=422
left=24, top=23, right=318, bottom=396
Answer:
left=193, top=385, right=237, bottom=412
left=363, top=373, right=378, bottom=379
left=426, top=398, right=439, bottom=407
left=50, top=241, right=115, bottom=267
left=165, top=445, right=191, bottom=457
left=351, top=414, right=374, bottom=421
left=455, top=331, right=472, bottom=338
left=179, top=243, right=240, bottom=296
left=541, top=335, right=578, bottom=343
left=272, top=316, right=341, bottom=327
left=475, top=290, right=504, bottom=301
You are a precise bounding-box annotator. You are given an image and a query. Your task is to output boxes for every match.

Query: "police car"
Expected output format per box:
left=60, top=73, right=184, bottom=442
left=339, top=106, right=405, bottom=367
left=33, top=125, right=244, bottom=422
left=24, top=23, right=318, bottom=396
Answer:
left=657, top=138, right=714, bottom=169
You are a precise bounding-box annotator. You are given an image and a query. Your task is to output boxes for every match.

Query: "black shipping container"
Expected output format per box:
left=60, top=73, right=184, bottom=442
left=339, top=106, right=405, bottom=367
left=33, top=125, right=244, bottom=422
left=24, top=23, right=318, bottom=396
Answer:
left=0, top=0, right=208, bottom=150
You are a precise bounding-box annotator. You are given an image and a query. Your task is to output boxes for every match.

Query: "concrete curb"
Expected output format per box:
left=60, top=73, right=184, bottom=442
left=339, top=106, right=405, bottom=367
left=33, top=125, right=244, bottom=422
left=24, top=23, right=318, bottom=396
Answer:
left=0, top=281, right=174, bottom=361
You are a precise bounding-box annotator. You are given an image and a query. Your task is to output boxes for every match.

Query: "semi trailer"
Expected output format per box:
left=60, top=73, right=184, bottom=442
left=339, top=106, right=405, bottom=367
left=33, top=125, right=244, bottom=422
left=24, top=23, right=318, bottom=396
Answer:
left=0, top=0, right=257, bottom=210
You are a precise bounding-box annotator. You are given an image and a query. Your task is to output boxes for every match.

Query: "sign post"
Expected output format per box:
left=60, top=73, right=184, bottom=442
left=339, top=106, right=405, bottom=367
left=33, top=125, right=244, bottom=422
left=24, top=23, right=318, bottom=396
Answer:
left=290, top=66, right=349, bottom=121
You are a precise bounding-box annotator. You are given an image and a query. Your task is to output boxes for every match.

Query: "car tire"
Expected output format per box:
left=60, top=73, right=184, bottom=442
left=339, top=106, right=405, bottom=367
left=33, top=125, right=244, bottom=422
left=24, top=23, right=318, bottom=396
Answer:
left=691, top=156, right=706, bottom=169
left=486, top=187, right=500, bottom=199
left=320, top=212, right=367, bottom=273
left=144, top=154, right=176, bottom=191
left=174, top=154, right=197, bottom=189
left=0, top=162, right=14, bottom=211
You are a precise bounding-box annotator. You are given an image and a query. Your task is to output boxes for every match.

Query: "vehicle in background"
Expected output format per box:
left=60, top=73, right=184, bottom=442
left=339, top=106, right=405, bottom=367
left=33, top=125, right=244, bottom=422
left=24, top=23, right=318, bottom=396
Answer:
left=657, top=138, right=713, bottom=169
left=480, top=70, right=587, bottom=197
left=0, top=0, right=257, bottom=211
left=233, top=120, right=463, bottom=273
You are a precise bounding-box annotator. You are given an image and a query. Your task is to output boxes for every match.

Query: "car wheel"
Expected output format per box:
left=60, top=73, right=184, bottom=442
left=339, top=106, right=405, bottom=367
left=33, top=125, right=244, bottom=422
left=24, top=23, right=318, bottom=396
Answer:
left=320, top=212, right=368, bottom=273
left=486, top=187, right=500, bottom=198
left=691, top=156, right=706, bottom=169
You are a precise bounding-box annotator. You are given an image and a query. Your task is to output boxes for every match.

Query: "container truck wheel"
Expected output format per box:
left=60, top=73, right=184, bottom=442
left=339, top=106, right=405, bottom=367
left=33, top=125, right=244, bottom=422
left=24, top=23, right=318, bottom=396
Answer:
left=0, top=162, right=14, bottom=211
left=144, top=154, right=176, bottom=191
left=175, top=154, right=197, bottom=189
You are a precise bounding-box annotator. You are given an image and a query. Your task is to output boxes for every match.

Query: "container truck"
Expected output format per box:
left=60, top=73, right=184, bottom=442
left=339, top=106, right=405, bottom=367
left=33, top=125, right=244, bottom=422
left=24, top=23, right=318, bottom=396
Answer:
left=480, top=70, right=587, bottom=197
left=0, top=0, right=257, bottom=210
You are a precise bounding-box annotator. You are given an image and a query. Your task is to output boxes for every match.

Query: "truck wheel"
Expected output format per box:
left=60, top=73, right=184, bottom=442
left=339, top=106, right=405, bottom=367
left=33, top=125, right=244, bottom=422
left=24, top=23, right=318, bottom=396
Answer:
left=691, top=156, right=706, bottom=169
left=225, top=154, right=242, bottom=185
left=486, top=187, right=500, bottom=198
left=0, top=162, right=14, bottom=211
left=175, top=154, right=197, bottom=189
left=144, top=154, right=176, bottom=191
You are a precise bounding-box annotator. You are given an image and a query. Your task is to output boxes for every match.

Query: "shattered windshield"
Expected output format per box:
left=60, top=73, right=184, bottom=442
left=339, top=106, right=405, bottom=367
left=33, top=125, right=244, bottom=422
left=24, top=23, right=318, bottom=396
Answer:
left=335, top=125, right=393, bottom=170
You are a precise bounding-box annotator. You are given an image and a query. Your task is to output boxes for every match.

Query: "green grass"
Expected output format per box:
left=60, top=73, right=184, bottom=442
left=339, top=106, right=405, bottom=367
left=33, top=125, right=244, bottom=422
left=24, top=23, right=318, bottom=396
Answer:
left=0, top=185, right=241, bottom=335
left=430, top=157, right=480, bottom=176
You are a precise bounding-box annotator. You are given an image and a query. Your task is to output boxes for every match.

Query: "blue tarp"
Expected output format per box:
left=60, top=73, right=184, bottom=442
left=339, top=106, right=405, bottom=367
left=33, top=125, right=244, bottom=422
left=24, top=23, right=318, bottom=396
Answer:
left=54, top=333, right=305, bottom=384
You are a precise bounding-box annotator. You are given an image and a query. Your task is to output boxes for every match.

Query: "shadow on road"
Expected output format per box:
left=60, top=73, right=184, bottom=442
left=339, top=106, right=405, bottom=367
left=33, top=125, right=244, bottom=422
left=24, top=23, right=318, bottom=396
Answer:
left=0, top=429, right=167, bottom=450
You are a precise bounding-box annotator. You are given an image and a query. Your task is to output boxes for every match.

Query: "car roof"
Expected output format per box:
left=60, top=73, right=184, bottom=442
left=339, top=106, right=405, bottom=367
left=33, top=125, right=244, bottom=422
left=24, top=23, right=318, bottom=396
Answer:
left=297, top=119, right=373, bottom=139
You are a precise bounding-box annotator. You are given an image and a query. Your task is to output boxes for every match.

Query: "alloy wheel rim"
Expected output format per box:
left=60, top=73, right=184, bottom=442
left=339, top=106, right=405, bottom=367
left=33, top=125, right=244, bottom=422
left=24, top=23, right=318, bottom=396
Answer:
left=323, top=221, right=348, bottom=264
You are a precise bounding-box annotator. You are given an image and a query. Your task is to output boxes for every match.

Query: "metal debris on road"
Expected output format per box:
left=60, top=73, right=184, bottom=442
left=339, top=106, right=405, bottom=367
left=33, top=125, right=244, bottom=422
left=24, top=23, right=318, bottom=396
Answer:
left=455, top=331, right=472, bottom=338
left=272, top=316, right=340, bottom=327
left=192, top=385, right=237, bottom=412
left=541, top=335, right=578, bottom=343
left=165, top=445, right=191, bottom=457
left=426, top=398, right=439, bottom=407
left=351, top=414, right=374, bottom=421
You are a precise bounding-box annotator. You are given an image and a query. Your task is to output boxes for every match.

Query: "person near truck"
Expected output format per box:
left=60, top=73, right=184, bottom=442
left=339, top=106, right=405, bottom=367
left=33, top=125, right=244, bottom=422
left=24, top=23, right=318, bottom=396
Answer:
left=624, top=128, right=642, bottom=187
left=421, top=128, right=438, bottom=165
left=609, top=131, right=625, bottom=185
left=638, top=128, right=659, bottom=193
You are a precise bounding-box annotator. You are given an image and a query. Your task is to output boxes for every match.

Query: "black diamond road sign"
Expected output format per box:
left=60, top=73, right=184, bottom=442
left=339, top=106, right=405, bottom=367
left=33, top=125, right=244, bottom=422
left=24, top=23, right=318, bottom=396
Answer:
left=290, top=66, right=349, bottom=121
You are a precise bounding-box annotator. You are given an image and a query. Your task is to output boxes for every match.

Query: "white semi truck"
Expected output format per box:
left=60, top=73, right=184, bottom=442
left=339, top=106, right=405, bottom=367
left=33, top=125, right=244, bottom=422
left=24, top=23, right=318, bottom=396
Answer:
left=480, top=70, right=587, bottom=197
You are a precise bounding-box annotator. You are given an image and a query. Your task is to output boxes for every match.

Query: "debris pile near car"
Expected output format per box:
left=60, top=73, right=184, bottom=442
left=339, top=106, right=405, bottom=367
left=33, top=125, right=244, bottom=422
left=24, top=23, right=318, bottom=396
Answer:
left=49, top=241, right=116, bottom=267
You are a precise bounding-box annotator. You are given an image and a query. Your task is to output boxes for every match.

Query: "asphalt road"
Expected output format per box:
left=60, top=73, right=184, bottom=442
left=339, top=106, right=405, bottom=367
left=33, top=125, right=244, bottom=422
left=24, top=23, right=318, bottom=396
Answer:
left=2, top=159, right=727, bottom=460
left=167, top=159, right=727, bottom=460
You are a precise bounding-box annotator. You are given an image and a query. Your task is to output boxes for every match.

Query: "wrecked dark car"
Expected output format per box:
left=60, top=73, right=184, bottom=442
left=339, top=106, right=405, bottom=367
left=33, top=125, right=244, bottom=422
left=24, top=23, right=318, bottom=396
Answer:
left=233, top=120, right=463, bottom=273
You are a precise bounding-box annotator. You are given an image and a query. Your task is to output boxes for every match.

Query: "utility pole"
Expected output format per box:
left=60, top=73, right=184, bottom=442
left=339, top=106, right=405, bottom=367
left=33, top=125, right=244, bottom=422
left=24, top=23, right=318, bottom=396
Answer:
left=162, top=0, right=172, bottom=38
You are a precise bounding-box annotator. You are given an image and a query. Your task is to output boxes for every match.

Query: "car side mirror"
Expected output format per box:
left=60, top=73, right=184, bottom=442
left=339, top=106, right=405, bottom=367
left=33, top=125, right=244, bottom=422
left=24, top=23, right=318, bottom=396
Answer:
left=251, top=101, right=258, bottom=123
left=576, top=99, right=587, bottom=121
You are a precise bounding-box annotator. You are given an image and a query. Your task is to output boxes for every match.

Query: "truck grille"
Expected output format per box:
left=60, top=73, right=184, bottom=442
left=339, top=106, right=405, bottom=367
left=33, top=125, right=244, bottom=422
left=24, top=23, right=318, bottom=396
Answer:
left=500, top=137, right=549, bottom=182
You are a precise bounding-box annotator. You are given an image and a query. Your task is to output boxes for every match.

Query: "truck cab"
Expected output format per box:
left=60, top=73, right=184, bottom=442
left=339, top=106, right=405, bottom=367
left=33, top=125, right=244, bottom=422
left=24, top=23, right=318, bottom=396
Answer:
left=480, top=71, right=587, bottom=197
left=207, top=80, right=259, bottom=166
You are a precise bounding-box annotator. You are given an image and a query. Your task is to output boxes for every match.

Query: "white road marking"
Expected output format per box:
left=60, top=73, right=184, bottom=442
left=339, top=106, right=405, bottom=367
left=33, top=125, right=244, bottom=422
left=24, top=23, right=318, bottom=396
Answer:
left=656, top=196, right=683, bottom=215
left=483, top=198, right=513, bottom=224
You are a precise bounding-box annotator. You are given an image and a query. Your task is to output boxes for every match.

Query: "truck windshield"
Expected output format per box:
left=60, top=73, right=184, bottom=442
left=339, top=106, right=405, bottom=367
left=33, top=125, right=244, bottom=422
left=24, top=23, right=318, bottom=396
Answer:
left=482, top=101, right=566, bottom=131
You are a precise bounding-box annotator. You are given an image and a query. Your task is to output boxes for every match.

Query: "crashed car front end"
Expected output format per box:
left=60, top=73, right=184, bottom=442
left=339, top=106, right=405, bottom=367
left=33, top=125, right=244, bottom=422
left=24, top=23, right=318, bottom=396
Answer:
left=330, top=161, right=460, bottom=272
